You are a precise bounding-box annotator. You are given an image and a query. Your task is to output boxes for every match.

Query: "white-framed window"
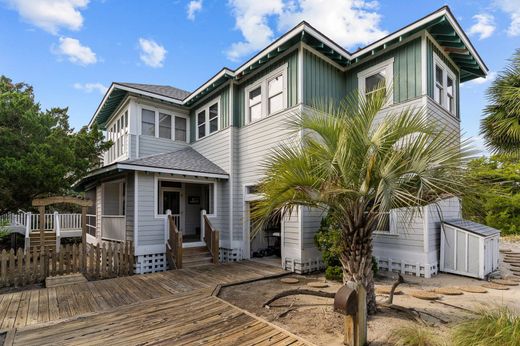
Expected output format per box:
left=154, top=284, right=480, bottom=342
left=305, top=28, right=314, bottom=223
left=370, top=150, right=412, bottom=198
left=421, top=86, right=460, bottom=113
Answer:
left=245, top=64, right=288, bottom=124
left=357, top=57, right=394, bottom=106
left=195, top=97, right=220, bottom=140
left=140, top=106, right=189, bottom=142
left=433, top=53, right=457, bottom=116
left=106, top=109, right=129, bottom=163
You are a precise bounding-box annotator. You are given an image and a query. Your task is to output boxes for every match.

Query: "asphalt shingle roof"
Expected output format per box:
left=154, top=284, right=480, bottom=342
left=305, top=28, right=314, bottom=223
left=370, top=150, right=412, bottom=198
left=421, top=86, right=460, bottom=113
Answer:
left=117, top=82, right=191, bottom=101
left=443, top=219, right=500, bottom=237
left=122, top=147, right=228, bottom=176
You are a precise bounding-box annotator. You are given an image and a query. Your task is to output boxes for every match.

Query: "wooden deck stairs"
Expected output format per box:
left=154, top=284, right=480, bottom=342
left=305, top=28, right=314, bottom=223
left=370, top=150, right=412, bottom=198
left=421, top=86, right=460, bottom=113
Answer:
left=183, top=246, right=213, bottom=268
left=28, top=231, right=57, bottom=251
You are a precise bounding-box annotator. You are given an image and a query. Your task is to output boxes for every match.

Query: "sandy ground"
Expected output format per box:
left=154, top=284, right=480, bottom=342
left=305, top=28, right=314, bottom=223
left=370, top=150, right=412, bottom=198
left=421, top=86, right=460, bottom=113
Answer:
left=220, top=240, right=520, bottom=346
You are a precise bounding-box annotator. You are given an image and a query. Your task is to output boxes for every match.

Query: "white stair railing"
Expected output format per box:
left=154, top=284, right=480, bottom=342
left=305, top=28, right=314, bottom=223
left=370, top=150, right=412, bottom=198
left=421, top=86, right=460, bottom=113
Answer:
left=25, top=212, right=31, bottom=252
left=54, top=211, right=61, bottom=252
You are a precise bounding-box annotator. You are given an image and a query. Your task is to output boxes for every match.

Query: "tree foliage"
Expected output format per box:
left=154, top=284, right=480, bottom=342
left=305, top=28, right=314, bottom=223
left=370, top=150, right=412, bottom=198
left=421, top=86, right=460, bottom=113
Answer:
left=252, top=88, right=474, bottom=314
left=0, top=76, right=110, bottom=214
left=481, top=49, right=520, bottom=156
left=463, top=155, right=520, bottom=235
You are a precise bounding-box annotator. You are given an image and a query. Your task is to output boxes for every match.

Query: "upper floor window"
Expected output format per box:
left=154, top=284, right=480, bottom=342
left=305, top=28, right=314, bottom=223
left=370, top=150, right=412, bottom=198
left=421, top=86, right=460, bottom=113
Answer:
left=106, top=110, right=129, bottom=163
left=196, top=98, right=220, bottom=140
left=433, top=53, right=457, bottom=117
left=140, top=107, right=189, bottom=142
left=357, top=57, right=394, bottom=106
left=245, top=64, right=287, bottom=124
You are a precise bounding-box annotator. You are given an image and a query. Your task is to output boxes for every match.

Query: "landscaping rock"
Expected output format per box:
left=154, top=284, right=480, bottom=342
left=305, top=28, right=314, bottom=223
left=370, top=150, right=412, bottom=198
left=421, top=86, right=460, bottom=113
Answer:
left=459, top=286, right=488, bottom=293
left=482, top=283, right=510, bottom=290
left=409, top=290, right=441, bottom=300
left=307, top=282, right=328, bottom=288
left=433, top=287, right=463, bottom=295
left=280, top=278, right=300, bottom=284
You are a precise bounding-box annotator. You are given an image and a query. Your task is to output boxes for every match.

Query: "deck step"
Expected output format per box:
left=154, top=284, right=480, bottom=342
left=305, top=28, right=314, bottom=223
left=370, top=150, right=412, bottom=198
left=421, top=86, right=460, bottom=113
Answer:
left=182, top=246, right=214, bottom=268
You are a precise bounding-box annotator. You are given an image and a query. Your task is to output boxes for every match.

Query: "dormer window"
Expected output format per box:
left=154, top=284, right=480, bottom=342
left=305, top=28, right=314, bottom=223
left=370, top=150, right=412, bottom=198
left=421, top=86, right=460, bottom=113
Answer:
left=433, top=53, right=457, bottom=117
left=196, top=98, right=220, bottom=140
left=245, top=64, right=287, bottom=124
left=358, top=57, right=394, bottom=106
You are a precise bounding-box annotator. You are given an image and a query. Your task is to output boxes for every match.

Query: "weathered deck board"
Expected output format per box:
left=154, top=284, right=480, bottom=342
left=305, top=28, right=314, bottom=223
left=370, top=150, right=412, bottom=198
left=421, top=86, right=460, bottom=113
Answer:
left=0, top=261, right=308, bottom=345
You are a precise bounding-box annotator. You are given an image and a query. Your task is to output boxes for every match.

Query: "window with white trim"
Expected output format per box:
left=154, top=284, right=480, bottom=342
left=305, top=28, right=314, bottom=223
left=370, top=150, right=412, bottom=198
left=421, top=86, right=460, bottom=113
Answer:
left=245, top=64, right=287, bottom=124
left=357, top=58, right=394, bottom=106
left=140, top=107, right=189, bottom=142
left=106, top=109, right=129, bottom=163
left=196, top=98, right=220, bottom=140
left=433, top=53, right=457, bottom=116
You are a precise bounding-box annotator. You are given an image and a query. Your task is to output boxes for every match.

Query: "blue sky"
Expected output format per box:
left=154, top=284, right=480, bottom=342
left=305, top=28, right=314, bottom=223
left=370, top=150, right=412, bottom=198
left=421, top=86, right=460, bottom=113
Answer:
left=1, top=0, right=519, bottom=153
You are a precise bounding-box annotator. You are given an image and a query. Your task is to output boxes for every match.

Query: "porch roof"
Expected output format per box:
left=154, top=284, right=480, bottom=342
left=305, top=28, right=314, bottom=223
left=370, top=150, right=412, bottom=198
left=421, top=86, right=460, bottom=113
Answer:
left=76, top=147, right=228, bottom=190
left=122, top=147, right=228, bottom=177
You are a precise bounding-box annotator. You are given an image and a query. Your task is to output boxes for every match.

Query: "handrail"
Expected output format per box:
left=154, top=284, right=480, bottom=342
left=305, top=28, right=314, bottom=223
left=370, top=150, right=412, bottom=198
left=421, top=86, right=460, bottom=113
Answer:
left=167, top=211, right=182, bottom=269
left=202, top=210, right=219, bottom=264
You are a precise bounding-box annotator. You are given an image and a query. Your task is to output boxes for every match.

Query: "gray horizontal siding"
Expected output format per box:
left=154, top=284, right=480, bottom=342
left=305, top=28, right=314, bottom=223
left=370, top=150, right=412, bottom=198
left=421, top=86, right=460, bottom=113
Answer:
left=136, top=172, right=164, bottom=246
left=126, top=172, right=135, bottom=242
left=138, top=135, right=188, bottom=157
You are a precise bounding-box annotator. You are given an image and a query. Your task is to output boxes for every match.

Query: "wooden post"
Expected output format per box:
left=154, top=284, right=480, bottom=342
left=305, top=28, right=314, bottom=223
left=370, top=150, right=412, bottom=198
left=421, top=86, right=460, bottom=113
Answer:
left=81, top=206, right=87, bottom=270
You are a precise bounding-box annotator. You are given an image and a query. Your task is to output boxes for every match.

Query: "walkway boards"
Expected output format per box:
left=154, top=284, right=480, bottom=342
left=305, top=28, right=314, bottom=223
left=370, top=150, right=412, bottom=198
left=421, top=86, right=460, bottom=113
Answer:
left=1, top=261, right=309, bottom=345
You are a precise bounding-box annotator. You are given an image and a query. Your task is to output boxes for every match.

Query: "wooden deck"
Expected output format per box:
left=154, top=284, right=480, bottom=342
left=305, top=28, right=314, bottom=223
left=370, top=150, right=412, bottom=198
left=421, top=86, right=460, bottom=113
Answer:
left=0, top=261, right=310, bottom=345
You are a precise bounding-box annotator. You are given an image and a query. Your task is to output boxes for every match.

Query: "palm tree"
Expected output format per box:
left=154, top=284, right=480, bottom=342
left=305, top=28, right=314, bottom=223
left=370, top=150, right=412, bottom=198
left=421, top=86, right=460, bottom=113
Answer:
left=481, top=49, right=520, bottom=156
left=253, top=89, right=474, bottom=314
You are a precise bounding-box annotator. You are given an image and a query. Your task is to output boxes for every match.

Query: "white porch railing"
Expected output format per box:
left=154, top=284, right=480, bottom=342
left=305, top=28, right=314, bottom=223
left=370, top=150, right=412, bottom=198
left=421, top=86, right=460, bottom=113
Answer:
left=101, top=215, right=126, bottom=241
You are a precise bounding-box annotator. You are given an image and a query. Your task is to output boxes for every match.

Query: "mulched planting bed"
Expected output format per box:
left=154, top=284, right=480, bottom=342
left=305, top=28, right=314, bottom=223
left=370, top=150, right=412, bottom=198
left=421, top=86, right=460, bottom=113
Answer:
left=459, top=286, right=488, bottom=293
left=432, top=287, right=463, bottom=295
left=482, top=283, right=510, bottom=290
left=409, top=290, right=441, bottom=300
left=280, top=278, right=300, bottom=284
left=491, top=279, right=519, bottom=286
left=375, top=286, right=403, bottom=295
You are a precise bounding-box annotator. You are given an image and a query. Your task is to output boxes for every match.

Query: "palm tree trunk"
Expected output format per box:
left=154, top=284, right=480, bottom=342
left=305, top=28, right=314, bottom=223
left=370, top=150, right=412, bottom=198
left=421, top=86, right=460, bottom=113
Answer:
left=339, top=221, right=377, bottom=315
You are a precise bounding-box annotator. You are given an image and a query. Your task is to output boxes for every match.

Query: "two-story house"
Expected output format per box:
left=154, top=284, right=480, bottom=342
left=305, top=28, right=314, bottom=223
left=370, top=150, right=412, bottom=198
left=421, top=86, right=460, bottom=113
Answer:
left=78, top=6, right=488, bottom=276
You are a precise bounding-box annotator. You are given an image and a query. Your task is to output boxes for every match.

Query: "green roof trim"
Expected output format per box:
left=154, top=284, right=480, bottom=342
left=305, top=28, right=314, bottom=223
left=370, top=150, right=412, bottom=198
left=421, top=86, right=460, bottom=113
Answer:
left=95, top=88, right=127, bottom=129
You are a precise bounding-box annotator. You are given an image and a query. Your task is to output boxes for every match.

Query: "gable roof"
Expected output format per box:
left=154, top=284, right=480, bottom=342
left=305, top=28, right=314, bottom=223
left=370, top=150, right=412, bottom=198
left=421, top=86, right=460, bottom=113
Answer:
left=116, top=83, right=191, bottom=101
left=89, top=6, right=488, bottom=128
left=121, top=147, right=228, bottom=176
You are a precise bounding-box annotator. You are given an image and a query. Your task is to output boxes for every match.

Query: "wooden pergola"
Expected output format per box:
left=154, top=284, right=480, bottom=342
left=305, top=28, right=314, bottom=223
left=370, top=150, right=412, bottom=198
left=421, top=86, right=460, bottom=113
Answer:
left=32, top=196, right=93, bottom=262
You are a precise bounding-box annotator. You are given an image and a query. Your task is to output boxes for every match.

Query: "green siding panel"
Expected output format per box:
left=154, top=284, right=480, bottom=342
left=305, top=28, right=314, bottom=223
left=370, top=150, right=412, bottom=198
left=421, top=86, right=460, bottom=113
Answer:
left=303, top=50, right=346, bottom=106
left=235, top=50, right=298, bottom=127
left=345, top=38, right=422, bottom=103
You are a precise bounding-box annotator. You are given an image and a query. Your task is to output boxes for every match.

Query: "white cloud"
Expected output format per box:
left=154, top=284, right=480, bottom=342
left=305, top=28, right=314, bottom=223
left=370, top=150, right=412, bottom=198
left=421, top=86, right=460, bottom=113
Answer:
left=187, top=0, right=203, bottom=20
left=226, top=0, right=285, bottom=61
left=468, top=13, right=495, bottom=39
left=495, top=0, right=520, bottom=36
left=138, top=38, right=167, bottom=68
left=6, top=0, right=89, bottom=34
left=226, top=0, right=387, bottom=61
left=73, top=82, right=108, bottom=95
left=464, top=71, right=498, bottom=86
left=55, top=37, right=97, bottom=65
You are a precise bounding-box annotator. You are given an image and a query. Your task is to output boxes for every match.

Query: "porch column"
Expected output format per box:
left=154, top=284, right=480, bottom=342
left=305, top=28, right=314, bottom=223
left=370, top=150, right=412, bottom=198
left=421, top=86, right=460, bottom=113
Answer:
left=38, top=206, right=45, bottom=248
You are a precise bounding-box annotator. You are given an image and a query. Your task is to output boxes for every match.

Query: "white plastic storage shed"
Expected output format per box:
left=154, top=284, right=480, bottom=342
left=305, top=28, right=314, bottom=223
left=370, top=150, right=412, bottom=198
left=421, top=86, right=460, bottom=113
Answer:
left=440, top=220, right=500, bottom=279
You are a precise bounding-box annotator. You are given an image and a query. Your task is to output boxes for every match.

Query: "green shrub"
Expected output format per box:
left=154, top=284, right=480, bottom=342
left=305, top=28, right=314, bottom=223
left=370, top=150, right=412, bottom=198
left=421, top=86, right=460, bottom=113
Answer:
left=314, top=216, right=378, bottom=281
left=452, top=307, right=520, bottom=346
left=390, top=324, right=443, bottom=346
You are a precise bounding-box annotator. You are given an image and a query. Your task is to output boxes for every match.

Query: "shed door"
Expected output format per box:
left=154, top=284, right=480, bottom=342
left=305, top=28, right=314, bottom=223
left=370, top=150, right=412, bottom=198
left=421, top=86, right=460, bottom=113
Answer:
left=484, top=238, right=493, bottom=274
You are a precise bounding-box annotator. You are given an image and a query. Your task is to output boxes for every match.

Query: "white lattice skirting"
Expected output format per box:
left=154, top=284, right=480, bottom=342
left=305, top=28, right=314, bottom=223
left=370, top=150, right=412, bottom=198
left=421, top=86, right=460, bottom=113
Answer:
left=284, top=257, right=324, bottom=274
left=134, top=253, right=167, bottom=274
left=219, top=248, right=242, bottom=262
left=375, top=257, right=438, bottom=278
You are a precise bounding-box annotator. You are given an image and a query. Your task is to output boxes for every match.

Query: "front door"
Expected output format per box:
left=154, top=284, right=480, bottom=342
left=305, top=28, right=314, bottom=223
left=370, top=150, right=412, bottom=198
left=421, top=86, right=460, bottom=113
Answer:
left=159, top=187, right=184, bottom=231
